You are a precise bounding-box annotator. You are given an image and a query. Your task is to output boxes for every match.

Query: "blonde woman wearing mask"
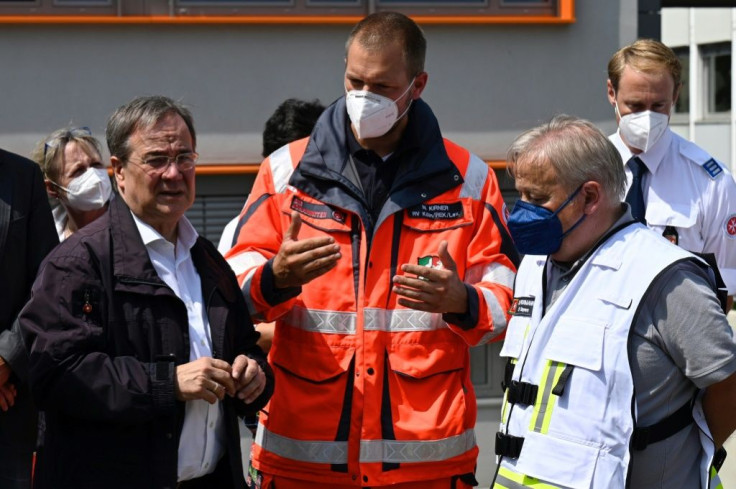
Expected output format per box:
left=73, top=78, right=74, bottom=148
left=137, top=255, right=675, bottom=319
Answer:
left=31, top=127, right=112, bottom=241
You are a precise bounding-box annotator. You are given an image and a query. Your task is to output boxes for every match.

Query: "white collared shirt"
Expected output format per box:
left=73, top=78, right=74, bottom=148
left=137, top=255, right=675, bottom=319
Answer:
left=130, top=212, right=226, bottom=481
left=610, top=128, right=736, bottom=294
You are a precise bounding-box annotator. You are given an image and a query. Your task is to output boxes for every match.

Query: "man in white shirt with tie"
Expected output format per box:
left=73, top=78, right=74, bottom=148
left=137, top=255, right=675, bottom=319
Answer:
left=606, top=38, right=736, bottom=311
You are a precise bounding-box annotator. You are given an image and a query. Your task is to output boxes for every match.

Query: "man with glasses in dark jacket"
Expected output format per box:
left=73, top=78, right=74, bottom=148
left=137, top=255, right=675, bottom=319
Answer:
left=20, top=95, right=274, bottom=489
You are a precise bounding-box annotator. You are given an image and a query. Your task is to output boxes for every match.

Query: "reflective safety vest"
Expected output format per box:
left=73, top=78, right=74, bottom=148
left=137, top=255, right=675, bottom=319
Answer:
left=495, top=223, right=720, bottom=489
left=226, top=98, right=517, bottom=486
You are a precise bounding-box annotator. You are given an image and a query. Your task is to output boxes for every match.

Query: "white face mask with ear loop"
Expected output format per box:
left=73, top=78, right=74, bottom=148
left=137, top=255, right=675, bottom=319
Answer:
left=345, top=77, right=415, bottom=140
left=52, top=167, right=112, bottom=212
left=615, top=98, right=671, bottom=153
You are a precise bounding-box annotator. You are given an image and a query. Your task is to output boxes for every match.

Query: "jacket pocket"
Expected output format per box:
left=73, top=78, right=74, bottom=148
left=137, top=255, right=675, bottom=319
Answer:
left=646, top=201, right=696, bottom=229
left=386, top=342, right=468, bottom=438
left=268, top=340, right=355, bottom=439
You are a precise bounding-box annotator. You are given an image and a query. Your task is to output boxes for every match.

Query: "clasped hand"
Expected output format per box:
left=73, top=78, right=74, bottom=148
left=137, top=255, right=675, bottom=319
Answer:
left=175, top=355, right=266, bottom=405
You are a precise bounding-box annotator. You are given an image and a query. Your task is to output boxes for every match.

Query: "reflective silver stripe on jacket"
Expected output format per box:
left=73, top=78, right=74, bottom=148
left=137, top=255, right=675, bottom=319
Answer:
left=363, top=308, right=445, bottom=332
left=256, top=426, right=475, bottom=464
left=228, top=250, right=266, bottom=279
left=282, top=306, right=448, bottom=334
left=269, top=144, right=296, bottom=194
left=480, top=288, right=508, bottom=342
left=283, top=306, right=356, bottom=334
left=255, top=426, right=348, bottom=464
left=359, top=429, right=476, bottom=463
left=241, top=267, right=262, bottom=321
left=458, top=153, right=488, bottom=200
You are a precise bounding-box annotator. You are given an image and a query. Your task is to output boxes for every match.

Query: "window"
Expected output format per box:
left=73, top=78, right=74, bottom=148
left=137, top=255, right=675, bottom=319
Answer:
left=701, top=42, right=731, bottom=115
left=0, top=0, right=571, bottom=21
left=673, top=47, right=689, bottom=115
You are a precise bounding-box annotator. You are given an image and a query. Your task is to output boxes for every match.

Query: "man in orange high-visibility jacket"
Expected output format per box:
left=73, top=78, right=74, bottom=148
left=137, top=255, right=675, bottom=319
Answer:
left=226, top=11, right=519, bottom=489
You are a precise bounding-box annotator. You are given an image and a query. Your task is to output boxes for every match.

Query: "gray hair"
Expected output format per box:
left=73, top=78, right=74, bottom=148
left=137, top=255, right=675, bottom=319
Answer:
left=31, top=127, right=103, bottom=182
left=506, top=115, right=626, bottom=203
left=106, top=95, right=196, bottom=163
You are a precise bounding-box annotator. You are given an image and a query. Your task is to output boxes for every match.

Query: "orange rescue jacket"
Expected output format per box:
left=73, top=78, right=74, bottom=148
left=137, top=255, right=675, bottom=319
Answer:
left=226, top=99, right=518, bottom=486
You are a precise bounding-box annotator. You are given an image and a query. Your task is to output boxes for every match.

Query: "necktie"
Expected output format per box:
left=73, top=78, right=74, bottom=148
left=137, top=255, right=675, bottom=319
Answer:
left=625, top=156, right=648, bottom=224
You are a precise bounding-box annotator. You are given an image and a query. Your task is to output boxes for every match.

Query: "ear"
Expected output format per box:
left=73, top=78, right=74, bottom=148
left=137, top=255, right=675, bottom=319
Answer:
left=111, top=156, right=125, bottom=193
left=411, top=72, right=429, bottom=100
left=581, top=181, right=603, bottom=215
left=606, top=79, right=616, bottom=107
left=45, top=179, right=60, bottom=199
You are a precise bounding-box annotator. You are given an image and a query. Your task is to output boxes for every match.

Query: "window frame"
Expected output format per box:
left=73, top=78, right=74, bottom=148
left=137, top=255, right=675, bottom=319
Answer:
left=0, top=0, right=574, bottom=23
left=700, top=41, right=731, bottom=119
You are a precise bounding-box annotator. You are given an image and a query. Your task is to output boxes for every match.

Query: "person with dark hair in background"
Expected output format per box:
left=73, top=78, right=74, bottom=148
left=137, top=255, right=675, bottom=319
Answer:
left=31, top=127, right=112, bottom=242
left=218, top=97, right=325, bottom=256
left=0, top=148, right=57, bottom=489
left=20, top=95, right=274, bottom=489
left=261, top=98, right=325, bottom=159
left=226, top=12, right=518, bottom=489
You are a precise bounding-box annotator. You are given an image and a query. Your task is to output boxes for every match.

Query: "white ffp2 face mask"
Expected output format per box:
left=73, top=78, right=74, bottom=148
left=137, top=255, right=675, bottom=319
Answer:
left=345, top=78, right=415, bottom=139
left=53, top=167, right=112, bottom=212
left=616, top=102, right=669, bottom=153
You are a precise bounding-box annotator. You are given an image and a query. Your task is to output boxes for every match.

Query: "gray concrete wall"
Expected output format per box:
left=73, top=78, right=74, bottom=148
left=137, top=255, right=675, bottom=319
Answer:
left=0, top=0, right=635, bottom=164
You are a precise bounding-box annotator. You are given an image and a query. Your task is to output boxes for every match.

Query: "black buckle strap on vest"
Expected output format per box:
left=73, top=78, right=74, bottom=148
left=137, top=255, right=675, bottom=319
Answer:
left=501, top=358, right=514, bottom=391
left=495, top=432, right=525, bottom=458
left=713, top=447, right=728, bottom=472
left=552, top=365, right=574, bottom=397
left=632, top=402, right=693, bottom=451
left=506, top=380, right=539, bottom=406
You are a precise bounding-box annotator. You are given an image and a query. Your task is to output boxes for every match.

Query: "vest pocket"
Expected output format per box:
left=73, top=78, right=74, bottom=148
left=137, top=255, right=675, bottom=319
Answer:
left=544, top=317, right=606, bottom=372
left=515, top=431, right=599, bottom=489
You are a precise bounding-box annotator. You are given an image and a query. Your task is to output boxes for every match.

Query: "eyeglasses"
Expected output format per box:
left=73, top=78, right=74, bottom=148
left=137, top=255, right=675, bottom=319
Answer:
left=43, top=126, right=93, bottom=162
left=130, top=152, right=198, bottom=175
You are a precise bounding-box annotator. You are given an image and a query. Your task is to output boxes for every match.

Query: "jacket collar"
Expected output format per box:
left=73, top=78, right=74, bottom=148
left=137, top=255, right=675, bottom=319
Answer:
left=291, top=96, right=462, bottom=213
left=108, top=194, right=168, bottom=284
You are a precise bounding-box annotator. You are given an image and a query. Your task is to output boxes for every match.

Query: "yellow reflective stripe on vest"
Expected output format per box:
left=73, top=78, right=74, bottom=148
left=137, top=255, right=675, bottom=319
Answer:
left=257, top=425, right=474, bottom=464
left=529, top=361, right=567, bottom=434
left=494, top=467, right=565, bottom=488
